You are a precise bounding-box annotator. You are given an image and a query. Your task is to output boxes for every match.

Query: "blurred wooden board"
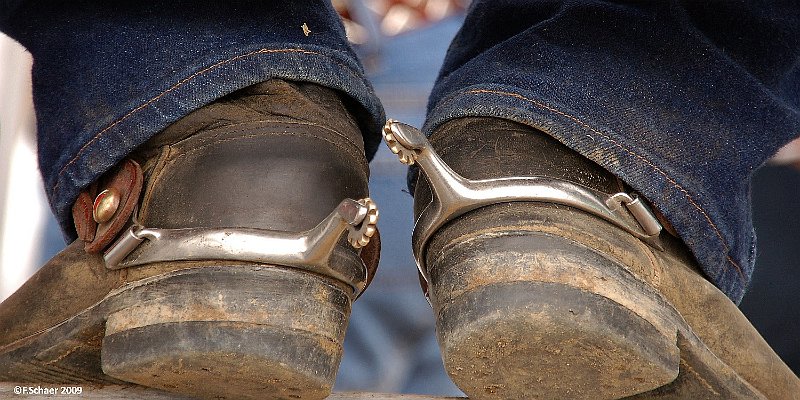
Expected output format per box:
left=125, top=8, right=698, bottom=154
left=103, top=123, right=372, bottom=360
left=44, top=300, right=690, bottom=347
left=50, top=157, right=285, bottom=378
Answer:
left=0, top=383, right=463, bottom=399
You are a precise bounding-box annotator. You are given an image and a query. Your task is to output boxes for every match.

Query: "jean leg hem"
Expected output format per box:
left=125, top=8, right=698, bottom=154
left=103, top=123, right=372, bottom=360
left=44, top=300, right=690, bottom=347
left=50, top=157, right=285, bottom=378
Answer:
left=48, top=45, right=385, bottom=241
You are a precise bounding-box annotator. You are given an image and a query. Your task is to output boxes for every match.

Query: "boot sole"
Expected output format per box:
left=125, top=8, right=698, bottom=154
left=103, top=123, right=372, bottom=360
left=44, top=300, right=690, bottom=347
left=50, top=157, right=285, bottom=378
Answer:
left=426, top=202, right=765, bottom=400
left=0, top=265, right=352, bottom=400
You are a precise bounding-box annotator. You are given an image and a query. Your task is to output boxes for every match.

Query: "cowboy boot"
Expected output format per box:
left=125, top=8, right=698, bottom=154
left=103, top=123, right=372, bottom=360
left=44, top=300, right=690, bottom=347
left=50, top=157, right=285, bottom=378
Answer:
left=384, top=117, right=799, bottom=399
left=0, top=79, right=380, bottom=400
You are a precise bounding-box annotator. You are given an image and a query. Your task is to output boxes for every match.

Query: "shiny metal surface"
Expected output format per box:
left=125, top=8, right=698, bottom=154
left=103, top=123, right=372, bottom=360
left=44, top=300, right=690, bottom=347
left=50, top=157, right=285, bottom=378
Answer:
left=103, top=198, right=379, bottom=295
left=383, top=120, right=664, bottom=291
left=92, top=188, right=120, bottom=223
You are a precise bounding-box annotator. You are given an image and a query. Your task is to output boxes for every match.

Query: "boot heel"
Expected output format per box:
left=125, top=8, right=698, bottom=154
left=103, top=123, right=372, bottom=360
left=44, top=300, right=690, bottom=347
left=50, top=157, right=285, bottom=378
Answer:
left=101, top=265, right=352, bottom=400
left=427, top=203, right=681, bottom=400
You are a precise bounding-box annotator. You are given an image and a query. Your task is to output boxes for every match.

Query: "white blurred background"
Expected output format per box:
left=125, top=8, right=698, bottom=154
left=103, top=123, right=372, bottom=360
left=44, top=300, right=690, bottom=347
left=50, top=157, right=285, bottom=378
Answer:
left=0, top=34, right=61, bottom=303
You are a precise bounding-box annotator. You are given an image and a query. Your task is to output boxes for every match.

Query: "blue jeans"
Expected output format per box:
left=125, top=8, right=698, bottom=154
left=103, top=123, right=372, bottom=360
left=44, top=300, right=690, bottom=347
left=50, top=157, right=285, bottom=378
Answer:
left=2, top=1, right=798, bottom=304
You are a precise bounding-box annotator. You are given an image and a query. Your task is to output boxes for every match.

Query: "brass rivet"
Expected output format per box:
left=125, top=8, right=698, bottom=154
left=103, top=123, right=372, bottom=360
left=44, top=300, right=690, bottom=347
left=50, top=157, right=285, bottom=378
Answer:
left=93, top=188, right=120, bottom=224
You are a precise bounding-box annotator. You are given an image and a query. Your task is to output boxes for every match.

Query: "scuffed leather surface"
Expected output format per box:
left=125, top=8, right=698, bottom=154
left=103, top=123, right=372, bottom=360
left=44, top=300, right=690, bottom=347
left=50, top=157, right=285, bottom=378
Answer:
left=418, top=117, right=799, bottom=398
left=72, top=188, right=97, bottom=243
left=0, top=241, right=122, bottom=347
left=1, top=80, right=377, bottom=351
left=413, top=117, right=627, bottom=218
left=136, top=80, right=369, bottom=232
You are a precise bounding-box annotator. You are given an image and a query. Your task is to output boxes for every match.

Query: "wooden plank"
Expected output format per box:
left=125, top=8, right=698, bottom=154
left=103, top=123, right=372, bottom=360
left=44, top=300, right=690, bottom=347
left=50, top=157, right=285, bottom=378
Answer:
left=0, top=383, right=464, bottom=399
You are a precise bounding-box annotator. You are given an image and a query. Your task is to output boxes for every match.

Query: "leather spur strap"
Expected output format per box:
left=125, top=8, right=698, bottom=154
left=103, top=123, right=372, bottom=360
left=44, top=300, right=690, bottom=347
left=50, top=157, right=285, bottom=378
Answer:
left=72, top=159, right=144, bottom=253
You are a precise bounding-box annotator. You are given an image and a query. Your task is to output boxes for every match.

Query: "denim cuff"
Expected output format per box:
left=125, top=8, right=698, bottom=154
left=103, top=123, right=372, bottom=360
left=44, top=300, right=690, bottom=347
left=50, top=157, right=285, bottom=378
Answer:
left=47, top=45, right=384, bottom=242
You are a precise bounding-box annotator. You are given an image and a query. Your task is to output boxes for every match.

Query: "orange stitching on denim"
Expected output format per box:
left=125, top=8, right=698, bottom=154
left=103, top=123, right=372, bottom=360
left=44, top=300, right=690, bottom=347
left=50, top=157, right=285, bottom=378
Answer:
left=51, top=48, right=335, bottom=196
left=464, top=88, right=745, bottom=280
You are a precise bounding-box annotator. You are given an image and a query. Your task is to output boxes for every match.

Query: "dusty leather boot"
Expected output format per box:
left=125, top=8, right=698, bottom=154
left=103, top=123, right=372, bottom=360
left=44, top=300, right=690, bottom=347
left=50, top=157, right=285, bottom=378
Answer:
left=384, top=117, right=799, bottom=400
left=0, top=79, right=380, bottom=400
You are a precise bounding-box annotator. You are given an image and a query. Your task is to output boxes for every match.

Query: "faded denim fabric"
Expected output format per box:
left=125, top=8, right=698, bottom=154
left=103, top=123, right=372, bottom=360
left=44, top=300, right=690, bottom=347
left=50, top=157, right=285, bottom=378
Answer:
left=424, top=0, right=800, bottom=302
left=0, top=0, right=385, bottom=240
